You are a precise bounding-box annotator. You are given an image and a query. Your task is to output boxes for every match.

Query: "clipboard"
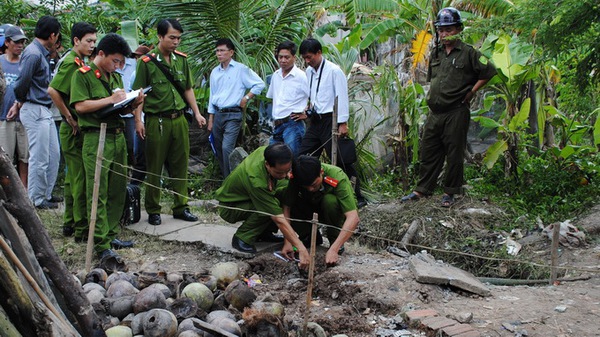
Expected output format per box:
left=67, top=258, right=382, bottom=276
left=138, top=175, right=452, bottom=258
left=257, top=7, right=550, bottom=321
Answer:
left=96, top=86, right=152, bottom=119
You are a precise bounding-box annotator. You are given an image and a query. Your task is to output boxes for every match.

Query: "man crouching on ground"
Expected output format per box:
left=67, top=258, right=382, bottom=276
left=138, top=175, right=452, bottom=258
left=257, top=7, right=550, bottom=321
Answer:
left=215, top=142, right=310, bottom=269
left=283, top=155, right=359, bottom=265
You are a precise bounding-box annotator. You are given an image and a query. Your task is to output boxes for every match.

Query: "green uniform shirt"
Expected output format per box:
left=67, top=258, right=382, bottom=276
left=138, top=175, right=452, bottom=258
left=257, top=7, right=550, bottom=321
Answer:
left=284, top=163, right=357, bottom=213
left=132, top=49, right=193, bottom=114
left=49, top=50, right=86, bottom=118
left=216, top=146, right=288, bottom=216
left=70, top=63, right=124, bottom=129
left=427, top=40, right=496, bottom=113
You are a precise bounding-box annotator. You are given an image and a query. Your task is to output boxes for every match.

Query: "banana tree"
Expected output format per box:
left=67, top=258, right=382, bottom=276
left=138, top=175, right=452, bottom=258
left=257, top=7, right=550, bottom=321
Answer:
left=474, top=33, right=537, bottom=177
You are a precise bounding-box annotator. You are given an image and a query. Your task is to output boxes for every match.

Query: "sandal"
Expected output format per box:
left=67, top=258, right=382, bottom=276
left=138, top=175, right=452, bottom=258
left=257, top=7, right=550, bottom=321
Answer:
left=400, top=192, right=424, bottom=202
left=441, top=194, right=455, bottom=208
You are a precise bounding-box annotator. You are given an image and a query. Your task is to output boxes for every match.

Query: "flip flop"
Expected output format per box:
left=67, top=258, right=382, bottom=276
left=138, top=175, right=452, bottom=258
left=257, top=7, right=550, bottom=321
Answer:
left=441, top=194, right=455, bottom=208
left=401, top=192, right=424, bottom=202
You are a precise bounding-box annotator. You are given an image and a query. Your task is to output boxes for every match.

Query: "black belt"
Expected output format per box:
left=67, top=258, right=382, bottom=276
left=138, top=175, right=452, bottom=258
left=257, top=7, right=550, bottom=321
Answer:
left=218, top=107, right=242, bottom=113
left=147, top=110, right=185, bottom=119
left=273, top=116, right=290, bottom=127
left=311, top=112, right=332, bottom=120
left=81, top=127, right=123, bottom=134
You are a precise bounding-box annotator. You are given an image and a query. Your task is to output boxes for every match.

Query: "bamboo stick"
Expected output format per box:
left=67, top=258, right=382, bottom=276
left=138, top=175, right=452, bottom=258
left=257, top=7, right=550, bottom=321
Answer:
left=86, top=123, right=108, bottom=272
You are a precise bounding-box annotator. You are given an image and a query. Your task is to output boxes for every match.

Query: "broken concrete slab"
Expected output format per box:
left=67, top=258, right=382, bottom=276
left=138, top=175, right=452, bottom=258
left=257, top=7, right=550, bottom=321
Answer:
left=409, top=251, right=490, bottom=297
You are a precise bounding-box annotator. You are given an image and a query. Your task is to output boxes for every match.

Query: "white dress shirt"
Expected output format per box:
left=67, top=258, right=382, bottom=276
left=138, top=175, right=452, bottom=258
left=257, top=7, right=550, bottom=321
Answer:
left=305, top=58, right=349, bottom=123
left=266, top=65, right=309, bottom=120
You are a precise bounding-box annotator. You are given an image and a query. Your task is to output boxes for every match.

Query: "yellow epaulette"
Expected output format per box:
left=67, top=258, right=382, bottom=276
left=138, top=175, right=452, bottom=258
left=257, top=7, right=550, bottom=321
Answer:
left=324, top=176, right=338, bottom=188
left=78, top=65, right=91, bottom=73
left=174, top=50, right=187, bottom=57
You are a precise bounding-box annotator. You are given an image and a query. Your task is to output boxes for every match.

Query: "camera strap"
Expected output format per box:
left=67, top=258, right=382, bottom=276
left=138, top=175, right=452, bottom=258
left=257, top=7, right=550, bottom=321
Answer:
left=308, top=58, right=325, bottom=108
left=146, top=54, right=190, bottom=109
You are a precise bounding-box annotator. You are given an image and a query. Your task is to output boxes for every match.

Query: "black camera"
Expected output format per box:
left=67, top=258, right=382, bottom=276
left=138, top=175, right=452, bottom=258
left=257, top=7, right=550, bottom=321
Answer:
left=306, top=106, right=317, bottom=117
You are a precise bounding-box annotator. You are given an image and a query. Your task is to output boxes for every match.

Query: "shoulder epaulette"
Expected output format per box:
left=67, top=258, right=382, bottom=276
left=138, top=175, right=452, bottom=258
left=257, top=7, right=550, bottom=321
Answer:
left=142, top=55, right=151, bottom=63
left=74, top=57, right=84, bottom=67
left=174, top=50, right=187, bottom=57
left=324, top=176, right=338, bottom=188
left=78, top=65, right=91, bottom=73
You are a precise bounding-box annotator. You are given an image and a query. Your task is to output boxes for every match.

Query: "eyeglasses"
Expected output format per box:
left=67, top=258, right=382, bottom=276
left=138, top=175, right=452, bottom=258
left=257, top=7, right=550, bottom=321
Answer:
left=215, top=48, right=231, bottom=53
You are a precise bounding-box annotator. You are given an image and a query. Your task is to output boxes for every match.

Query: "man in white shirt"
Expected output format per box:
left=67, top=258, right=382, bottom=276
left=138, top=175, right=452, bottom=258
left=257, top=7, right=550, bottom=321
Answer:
left=298, top=38, right=365, bottom=207
left=266, top=41, right=309, bottom=155
left=207, top=38, right=265, bottom=177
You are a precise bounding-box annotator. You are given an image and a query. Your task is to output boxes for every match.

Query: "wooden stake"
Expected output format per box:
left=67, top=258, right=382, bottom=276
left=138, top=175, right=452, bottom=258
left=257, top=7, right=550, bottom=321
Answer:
left=550, top=222, right=561, bottom=285
left=86, top=123, right=107, bottom=272
left=0, top=235, right=72, bottom=331
left=331, top=96, right=338, bottom=166
left=302, top=212, right=319, bottom=336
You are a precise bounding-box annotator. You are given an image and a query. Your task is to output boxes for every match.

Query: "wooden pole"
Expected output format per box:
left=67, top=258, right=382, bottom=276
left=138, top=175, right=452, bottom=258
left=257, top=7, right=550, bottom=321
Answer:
left=0, top=236, right=72, bottom=330
left=302, top=213, right=319, bottom=336
left=0, top=148, right=102, bottom=336
left=550, top=222, right=561, bottom=285
left=86, top=123, right=108, bottom=272
left=331, top=96, right=338, bottom=166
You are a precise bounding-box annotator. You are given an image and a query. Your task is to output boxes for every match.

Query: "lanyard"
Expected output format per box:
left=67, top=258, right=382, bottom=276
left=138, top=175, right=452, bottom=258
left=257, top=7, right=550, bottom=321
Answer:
left=309, top=59, right=325, bottom=106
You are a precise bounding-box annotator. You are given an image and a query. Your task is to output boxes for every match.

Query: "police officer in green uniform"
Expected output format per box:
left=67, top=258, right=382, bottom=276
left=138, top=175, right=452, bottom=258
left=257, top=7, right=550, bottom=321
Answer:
left=216, top=143, right=310, bottom=269
left=401, top=7, right=496, bottom=207
left=132, top=19, right=206, bottom=226
left=48, top=22, right=97, bottom=240
left=283, top=155, right=359, bottom=265
left=70, top=33, right=143, bottom=260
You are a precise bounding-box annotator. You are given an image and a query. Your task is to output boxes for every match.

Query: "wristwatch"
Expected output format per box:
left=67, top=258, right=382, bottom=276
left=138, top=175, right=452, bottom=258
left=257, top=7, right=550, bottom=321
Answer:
left=244, top=95, right=250, bottom=101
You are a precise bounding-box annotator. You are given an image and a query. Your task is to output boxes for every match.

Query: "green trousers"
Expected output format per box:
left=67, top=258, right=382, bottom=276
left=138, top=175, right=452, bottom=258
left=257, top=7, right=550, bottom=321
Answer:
left=415, top=107, right=470, bottom=196
left=290, top=194, right=344, bottom=242
left=144, top=115, right=190, bottom=215
left=219, top=201, right=279, bottom=245
left=59, top=122, right=88, bottom=238
left=82, top=131, right=127, bottom=253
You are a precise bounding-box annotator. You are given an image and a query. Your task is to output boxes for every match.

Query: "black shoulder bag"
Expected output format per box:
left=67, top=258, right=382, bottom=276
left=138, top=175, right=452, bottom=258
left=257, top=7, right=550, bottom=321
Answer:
left=146, top=54, right=193, bottom=121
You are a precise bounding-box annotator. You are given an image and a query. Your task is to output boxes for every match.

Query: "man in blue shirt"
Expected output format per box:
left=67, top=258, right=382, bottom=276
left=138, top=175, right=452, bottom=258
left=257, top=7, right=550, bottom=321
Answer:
left=13, top=16, right=62, bottom=209
left=207, top=38, right=265, bottom=177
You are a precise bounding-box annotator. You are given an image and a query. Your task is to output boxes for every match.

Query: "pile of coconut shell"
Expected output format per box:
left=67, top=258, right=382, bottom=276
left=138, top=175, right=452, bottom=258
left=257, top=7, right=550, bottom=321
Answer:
left=80, top=261, right=288, bottom=337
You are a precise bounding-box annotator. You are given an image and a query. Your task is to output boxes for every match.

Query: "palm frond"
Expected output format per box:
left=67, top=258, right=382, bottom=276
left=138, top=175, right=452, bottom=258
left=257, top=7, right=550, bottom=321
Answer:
left=451, top=0, right=515, bottom=17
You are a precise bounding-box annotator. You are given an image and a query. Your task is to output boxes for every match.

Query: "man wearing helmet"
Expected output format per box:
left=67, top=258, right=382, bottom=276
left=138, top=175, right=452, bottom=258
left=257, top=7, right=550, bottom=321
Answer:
left=401, top=7, right=496, bottom=207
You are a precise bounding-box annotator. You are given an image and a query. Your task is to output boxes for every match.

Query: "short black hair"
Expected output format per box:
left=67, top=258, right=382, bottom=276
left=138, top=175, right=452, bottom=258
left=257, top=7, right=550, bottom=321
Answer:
left=96, top=33, right=131, bottom=57
left=35, top=16, right=61, bottom=40
left=264, top=143, right=292, bottom=167
left=276, top=40, right=297, bottom=56
left=215, top=38, right=235, bottom=52
left=71, top=22, right=96, bottom=45
left=292, top=155, right=321, bottom=186
left=157, top=19, right=183, bottom=36
left=299, top=38, right=321, bottom=55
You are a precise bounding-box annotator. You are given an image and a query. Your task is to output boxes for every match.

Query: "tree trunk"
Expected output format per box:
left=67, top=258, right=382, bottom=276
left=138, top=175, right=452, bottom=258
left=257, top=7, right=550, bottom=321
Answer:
left=0, top=149, right=105, bottom=337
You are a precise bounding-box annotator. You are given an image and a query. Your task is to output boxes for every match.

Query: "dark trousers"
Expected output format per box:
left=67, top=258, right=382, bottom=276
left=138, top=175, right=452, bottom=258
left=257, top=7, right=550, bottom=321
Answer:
left=415, top=107, right=470, bottom=196
left=298, top=115, right=362, bottom=197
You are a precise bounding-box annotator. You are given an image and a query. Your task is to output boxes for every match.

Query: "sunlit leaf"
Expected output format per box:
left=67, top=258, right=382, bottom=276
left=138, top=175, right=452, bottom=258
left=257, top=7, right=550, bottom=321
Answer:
left=410, top=29, right=432, bottom=68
